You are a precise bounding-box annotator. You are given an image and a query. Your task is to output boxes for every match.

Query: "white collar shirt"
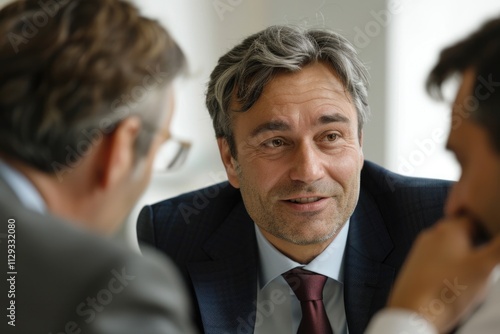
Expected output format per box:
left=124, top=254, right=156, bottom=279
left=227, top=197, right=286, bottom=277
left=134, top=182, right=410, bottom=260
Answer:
left=0, top=159, right=46, bottom=213
left=253, top=220, right=350, bottom=334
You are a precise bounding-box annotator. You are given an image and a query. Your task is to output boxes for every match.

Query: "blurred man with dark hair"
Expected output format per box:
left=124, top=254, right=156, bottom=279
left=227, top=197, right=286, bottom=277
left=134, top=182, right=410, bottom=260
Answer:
left=0, top=0, right=196, bottom=333
left=366, top=16, right=500, bottom=334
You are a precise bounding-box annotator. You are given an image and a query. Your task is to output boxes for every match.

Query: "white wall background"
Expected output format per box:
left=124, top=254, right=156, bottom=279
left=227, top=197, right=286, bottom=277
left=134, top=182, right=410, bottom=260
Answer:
left=387, top=0, right=500, bottom=181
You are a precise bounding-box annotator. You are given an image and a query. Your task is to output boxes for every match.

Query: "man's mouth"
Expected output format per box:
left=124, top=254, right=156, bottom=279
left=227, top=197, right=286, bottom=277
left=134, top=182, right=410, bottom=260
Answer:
left=287, top=197, right=323, bottom=204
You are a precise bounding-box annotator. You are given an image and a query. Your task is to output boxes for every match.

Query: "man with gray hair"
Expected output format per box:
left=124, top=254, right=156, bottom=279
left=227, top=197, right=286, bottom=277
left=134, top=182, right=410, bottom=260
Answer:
left=138, top=25, right=450, bottom=334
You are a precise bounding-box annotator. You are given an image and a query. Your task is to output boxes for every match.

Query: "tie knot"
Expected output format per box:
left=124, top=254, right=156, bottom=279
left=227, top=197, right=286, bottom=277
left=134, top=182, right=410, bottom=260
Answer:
left=282, top=268, right=327, bottom=302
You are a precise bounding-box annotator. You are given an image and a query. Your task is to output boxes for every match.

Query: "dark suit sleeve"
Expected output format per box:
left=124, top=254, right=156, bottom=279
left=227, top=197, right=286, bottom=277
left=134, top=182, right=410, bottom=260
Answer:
left=137, top=205, right=156, bottom=247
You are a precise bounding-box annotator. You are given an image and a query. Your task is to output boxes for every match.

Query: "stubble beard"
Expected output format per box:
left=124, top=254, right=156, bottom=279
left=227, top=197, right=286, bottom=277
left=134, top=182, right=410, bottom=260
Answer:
left=235, top=160, right=356, bottom=246
left=256, top=208, right=347, bottom=246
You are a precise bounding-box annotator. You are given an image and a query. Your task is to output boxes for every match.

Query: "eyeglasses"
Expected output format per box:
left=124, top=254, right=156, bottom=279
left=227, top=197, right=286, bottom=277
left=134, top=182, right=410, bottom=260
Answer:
left=153, top=135, right=191, bottom=172
left=147, top=125, right=191, bottom=172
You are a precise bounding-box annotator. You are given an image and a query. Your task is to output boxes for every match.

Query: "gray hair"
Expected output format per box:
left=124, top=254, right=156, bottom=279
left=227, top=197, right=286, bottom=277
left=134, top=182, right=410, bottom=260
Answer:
left=206, top=25, right=370, bottom=157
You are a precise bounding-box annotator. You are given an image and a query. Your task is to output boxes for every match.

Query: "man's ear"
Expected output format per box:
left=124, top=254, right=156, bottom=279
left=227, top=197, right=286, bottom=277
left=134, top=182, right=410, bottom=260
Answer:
left=358, top=130, right=364, bottom=165
left=217, top=137, right=240, bottom=188
left=99, top=117, right=142, bottom=190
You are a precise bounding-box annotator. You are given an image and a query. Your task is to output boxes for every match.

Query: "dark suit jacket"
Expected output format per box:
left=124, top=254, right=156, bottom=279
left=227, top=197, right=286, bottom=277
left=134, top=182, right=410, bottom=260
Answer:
left=137, top=161, right=452, bottom=334
left=0, top=176, right=197, bottom=334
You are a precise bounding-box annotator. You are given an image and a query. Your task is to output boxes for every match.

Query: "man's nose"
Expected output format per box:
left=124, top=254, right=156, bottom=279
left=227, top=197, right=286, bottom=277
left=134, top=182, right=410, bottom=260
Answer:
left=288, top=142, right=325, bottom=184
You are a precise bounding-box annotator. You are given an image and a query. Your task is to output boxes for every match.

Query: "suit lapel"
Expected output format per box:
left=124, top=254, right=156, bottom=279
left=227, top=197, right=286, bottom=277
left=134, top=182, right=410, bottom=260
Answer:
left=187, top=201, right=259, bottom=334
left=344, top=187, right=396, bottom=334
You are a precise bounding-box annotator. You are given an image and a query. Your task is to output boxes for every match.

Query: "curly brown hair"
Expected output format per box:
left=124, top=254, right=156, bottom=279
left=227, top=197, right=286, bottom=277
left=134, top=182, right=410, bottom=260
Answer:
left=0, top=0, right=185, bottom=172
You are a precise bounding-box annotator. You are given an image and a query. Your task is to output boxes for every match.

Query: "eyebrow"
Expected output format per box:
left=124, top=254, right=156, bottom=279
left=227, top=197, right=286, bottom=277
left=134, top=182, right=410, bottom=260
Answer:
left=316, top=113, right=350, bottom=125
left=250, top=120, right=291, bottom=138
left=249, top=113, right=351, bottom=138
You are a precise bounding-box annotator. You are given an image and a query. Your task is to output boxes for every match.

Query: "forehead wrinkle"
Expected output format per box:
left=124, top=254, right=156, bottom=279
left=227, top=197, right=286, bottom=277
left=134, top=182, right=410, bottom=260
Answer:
left=262, top=84, right=349, bottom=105
left=257, top=94, right=352, bottom=117
left=249, top=111, right=350, bottom=137
left=247, top=98, right=353, bottom=138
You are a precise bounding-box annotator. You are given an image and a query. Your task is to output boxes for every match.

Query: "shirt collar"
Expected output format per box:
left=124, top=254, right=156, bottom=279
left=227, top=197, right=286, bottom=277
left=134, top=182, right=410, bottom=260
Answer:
left=255, top=220, right=350, bottom=290
left=0, top=159, right=46, bottom=213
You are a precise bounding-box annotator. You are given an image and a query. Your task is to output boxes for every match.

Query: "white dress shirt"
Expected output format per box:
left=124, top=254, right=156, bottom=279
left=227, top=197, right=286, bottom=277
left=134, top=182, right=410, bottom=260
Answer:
left=365, top=266, right=500, bottom=334
left=253, top=221, right=350, bottom=334
left=0, top=159, right=46, bottom=213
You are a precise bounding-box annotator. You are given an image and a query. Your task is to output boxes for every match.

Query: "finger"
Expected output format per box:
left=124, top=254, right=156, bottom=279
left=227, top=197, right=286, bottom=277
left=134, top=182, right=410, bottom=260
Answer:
left=448, top=216, right=477, bottom=235
left=477, top=234, right=500, bottom=269
left=428, top=217, right=476, bottom=243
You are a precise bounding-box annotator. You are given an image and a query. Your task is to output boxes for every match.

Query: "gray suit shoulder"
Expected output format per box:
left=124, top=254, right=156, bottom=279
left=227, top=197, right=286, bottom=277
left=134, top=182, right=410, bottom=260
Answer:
left=0, top=195, right=197, bottom=334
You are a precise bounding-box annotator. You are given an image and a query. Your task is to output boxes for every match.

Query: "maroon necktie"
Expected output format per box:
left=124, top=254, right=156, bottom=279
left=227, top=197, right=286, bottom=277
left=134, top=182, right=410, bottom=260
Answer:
left=283, top=268, right=333, bottom=334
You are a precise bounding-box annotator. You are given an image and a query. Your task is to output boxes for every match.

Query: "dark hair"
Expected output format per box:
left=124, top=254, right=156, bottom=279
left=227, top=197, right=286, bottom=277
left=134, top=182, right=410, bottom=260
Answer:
left=206, top=25, right=369, bottom=157
left=0, top=0, right=185, bottom=173
left=427, top=16, right=500, bottom=152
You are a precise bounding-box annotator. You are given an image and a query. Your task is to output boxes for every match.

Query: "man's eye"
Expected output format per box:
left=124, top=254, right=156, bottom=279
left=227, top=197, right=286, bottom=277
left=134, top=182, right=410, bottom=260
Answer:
left=270, top=138, right=284, bottom=147
left=325, top=133, right=339, bottom=141
left=263, top=138, right=285, bottom=148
